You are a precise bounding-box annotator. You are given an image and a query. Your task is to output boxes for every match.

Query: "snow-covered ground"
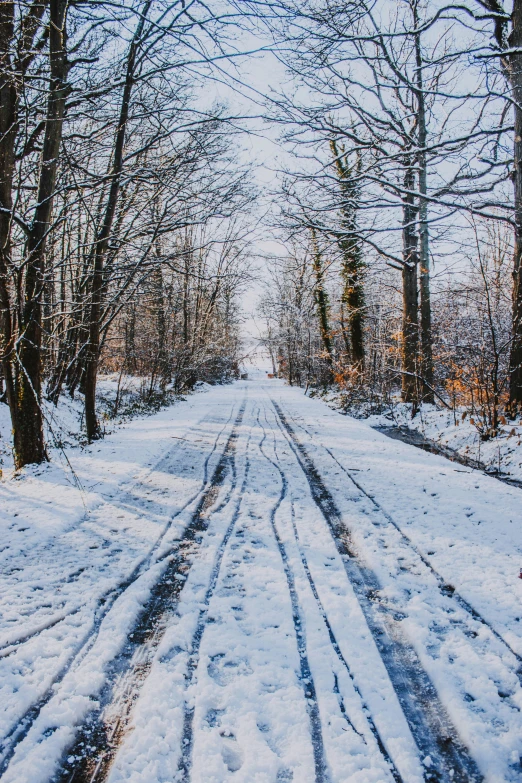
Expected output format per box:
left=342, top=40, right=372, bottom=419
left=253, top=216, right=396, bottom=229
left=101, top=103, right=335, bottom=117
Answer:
left=0, top=374, right=183, bottom=475
left=370, top=403, right=522, bottom=482
left=1, top=375, right=521, bottom=782
left=316, top=390, right=522, bottom=483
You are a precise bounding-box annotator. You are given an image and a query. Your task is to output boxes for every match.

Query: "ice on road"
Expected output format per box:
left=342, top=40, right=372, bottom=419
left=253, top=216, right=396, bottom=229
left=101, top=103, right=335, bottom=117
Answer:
left=1, top=377, right=521, bottom=783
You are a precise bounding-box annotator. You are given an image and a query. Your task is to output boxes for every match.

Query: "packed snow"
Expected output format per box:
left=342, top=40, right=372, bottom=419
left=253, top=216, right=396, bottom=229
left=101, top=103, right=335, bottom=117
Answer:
left=1, top=375, right=521, bottom=782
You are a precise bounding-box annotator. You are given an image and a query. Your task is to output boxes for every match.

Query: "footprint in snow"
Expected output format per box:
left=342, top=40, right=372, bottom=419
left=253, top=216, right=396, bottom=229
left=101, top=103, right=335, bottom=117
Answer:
left=208, top=653, right=252, bottom=685
left=221, top=739, right=243, bottom=772
left=205, top=707, right=225, bottom=727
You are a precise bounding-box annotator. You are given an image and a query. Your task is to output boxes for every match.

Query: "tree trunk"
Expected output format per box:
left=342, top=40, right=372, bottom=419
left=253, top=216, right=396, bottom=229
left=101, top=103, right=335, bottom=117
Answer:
left=84, top=0, right=152, bottom=441
left=15, top=0, right=70, bottom=466
left=0, top=1, right=48, bottom=465
left=330, top=140, right=365, bottom=368
left=0, top=0, right=19, bottom=446
left=155, top=266, right=168, bottom=386
left=413, top=3, right=434, bottom=402
left=342, top=249, right=365, bottom=368
left=401, top=163, right=420, bottom=404
left=508, top=0, right=522, bottom=413
left=310, top=229, right=333, bottom=366
left=269, top=343, right=277, bottom=375
left=402, top=262, right=419, bottom=403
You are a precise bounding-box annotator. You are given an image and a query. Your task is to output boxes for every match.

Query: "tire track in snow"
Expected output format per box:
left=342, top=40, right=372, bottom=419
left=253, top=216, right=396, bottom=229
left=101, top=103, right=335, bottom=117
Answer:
left=56, top=401, right=247, bottom=783
left=261, top=402, right=404, bottom=783
left=256, top=409, right=329, bottom=783
left=270, top=397, right=482, bottom=783
left=0, top=405, right=236, bottom=659
left=176, top=416, right=254, bottom=782
left=0, top=608, right=83, bottom=660
left=0, top=400, right=245, bottom=781
left=285, top=408, right=522, bottom=672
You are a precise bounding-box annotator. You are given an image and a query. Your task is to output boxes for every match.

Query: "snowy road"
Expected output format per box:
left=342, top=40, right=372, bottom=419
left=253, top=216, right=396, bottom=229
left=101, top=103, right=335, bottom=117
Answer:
left=1, top=378, right=522, bottom=783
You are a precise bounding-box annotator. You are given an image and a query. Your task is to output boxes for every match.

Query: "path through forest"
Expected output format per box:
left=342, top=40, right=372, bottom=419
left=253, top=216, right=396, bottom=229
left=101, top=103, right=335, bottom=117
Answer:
left=1, top=375, right=521, bottom=783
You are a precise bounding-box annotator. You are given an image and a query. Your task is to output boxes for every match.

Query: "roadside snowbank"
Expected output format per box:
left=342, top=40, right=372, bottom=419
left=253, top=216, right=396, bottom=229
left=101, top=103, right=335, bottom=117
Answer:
left=315, top=391, right=522, bottom=483
left=0, top=375, right=201, bottom=475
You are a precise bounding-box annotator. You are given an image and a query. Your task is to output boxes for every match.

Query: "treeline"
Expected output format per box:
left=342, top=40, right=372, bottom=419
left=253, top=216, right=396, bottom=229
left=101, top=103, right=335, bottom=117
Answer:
left=254, top=0, right=521, bottom=435
left=3, top=0, right=521, bottom=467
left=0, top=0, right=251, bottom=467
left=261, top=220, right=512, bottom=431
left=101, top=224, right=250, bottom=396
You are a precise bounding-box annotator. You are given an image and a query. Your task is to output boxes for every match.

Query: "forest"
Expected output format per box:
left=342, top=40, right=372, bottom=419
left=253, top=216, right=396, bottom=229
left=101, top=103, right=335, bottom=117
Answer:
left=0, top=0, right=520, bottom=467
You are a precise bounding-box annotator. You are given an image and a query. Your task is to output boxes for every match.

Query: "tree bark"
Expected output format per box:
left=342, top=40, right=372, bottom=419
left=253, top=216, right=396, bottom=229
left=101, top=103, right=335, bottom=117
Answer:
left=15, top=0, right=70, bottom=466
left=481, top=0, right=522, bottom=411
left=310, top=228, right=333, bottom=366
left=0, top=0, right=19, bottom=445
left=0, top=0, right=67, bottom=467
left=330, top=140, right=365, bottom=368
left=507, top=0, right=522, bottom=412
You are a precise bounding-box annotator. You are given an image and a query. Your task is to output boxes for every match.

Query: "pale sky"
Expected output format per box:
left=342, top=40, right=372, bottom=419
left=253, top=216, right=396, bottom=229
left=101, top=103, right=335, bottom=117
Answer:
left=203, top=29, right=290, bottom=347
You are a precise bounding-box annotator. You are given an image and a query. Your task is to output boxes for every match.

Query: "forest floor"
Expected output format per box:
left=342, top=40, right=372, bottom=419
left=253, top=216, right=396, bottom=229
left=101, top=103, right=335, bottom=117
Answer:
left=0, top=374, right=521, bottom=783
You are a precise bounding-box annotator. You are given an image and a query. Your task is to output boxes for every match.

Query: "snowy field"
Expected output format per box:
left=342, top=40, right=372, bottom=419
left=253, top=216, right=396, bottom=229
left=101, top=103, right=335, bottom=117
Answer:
left=1, top=375, right=521, bottom=782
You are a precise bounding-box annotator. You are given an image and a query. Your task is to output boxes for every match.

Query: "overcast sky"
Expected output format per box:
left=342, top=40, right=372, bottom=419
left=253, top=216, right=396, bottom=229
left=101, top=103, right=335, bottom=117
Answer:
left=201, top=27, right=290, bottom=348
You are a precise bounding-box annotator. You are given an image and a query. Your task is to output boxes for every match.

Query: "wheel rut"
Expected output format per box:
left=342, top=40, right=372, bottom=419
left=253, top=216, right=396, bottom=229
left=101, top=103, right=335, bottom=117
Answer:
left=256, top=409, right=329, bottom=783
left=286, top=408, right=522, bottom=671
left=176, top=422, right=254, bottom=781
left=0, top=406, right=236, bottom=662
left=270, top=398, right=483, bottom=783
left=260, top=406, right=403, bottom=782
left=3, top=401, right=247, bottom=783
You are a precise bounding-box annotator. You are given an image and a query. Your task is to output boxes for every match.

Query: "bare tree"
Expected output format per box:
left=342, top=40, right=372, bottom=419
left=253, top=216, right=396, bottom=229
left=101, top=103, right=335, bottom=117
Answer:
left=0, top=0, right=72, bottom=466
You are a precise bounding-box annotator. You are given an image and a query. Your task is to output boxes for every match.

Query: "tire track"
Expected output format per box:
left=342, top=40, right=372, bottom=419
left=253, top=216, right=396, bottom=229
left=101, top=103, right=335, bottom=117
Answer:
left=270, top=397, right=482, bottom=783
left=0, top=405, right=236, bottom=659
left=176, top=417, right=254, bottom=782
left=55, top=402, right=247, bottom=783
left=0, top=401, right=246, bottom=781
left=285, top=408, right=522, bottom=671
left=0, top=608, right=82, bottom=660
left=286, top=498, right=404, bottom=783
left=256, top=409, right=329, bottom=783
left=262, top=401, right=403, bottom=783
